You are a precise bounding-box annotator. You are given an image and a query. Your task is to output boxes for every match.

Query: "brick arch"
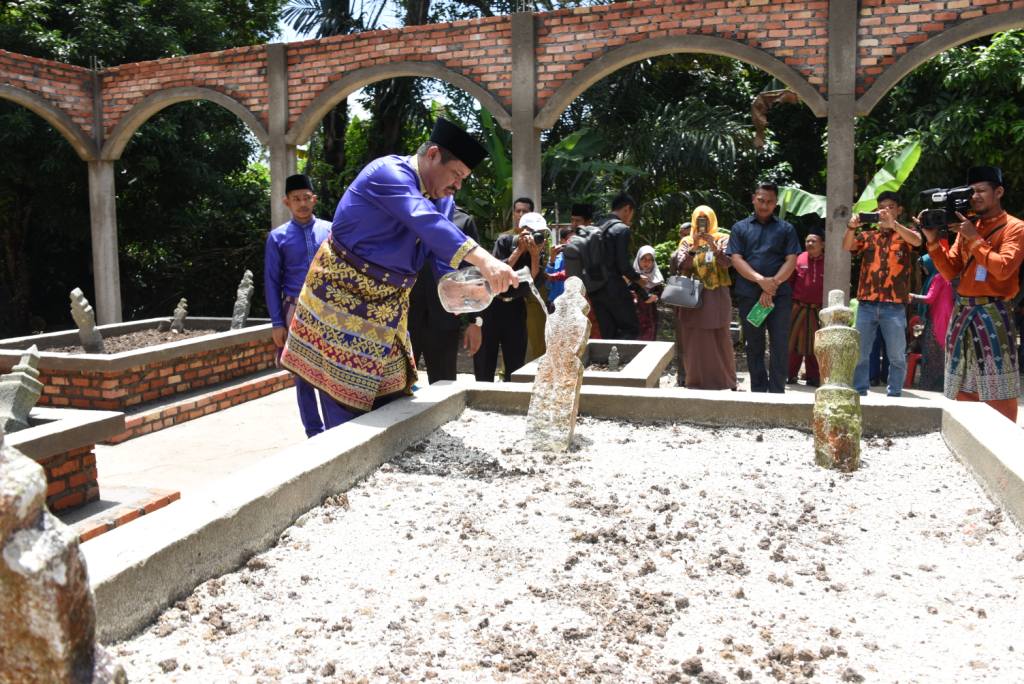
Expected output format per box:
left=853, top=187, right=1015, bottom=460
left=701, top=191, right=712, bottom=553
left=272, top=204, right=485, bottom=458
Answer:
left=101, top=86, right=269, bottom=160
left=534, top=34, right=827, bottom=130
left=857, top=9, right=1024, bottom=116
left=0, top=84, right=97, bottom=160
left=285, top=62, right=512, bottom=146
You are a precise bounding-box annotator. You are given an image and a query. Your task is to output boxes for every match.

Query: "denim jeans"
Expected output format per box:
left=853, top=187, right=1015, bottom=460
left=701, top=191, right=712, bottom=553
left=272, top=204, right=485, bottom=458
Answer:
left=853, top=301, right=907, bottom=396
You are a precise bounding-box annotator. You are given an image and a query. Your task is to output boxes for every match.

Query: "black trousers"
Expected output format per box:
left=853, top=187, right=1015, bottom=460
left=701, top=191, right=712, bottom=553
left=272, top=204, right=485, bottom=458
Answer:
left=474, top=298, right=527, bottom=382
left=737, top=293, right=792, bottom=393
left=410, top=325, right=460, bottom=384
left=590, top=279, right=639, bottom=340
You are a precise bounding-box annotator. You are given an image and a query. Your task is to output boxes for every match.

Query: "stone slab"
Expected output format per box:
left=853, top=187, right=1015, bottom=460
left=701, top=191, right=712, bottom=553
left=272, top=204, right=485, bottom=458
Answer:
left=511, top=339, right=674, bottom=388
left=5, top=407, right=124, bottom=462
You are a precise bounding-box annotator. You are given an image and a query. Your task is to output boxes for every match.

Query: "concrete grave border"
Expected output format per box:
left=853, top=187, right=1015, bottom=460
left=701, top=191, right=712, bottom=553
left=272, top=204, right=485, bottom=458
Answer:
left=84, top=383, right=1021, bottom=644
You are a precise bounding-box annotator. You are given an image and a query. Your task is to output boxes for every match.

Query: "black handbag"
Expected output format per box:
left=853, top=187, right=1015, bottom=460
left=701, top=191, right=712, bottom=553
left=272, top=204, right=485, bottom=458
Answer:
left=661, top=275, right=703, bottom=308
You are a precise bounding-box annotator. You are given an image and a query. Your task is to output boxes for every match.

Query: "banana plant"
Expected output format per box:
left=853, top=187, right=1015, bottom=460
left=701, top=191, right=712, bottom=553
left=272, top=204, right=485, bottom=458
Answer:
left=778, top=139, right=922, bottom=220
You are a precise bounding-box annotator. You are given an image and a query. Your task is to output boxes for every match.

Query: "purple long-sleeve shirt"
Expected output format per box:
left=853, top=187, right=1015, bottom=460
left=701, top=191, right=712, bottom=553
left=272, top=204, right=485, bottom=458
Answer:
left=264, top=217, right=331, bottom=327
left=331, top=155, right=477, bottom=276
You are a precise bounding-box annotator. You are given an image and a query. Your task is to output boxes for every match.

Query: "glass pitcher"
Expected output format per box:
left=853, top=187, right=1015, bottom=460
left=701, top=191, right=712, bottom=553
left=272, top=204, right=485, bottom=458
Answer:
left=437, top=265, right=533, bottom=314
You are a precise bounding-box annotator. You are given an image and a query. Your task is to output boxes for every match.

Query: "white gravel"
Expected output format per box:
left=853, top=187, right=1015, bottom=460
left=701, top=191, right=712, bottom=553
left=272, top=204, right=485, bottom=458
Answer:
left=113, top=409, right=1024, bottom=683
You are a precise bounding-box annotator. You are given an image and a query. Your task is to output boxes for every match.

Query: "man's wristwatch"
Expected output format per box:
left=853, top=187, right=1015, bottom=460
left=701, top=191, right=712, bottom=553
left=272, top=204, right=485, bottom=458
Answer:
left=474, top=316, right=483, bottom=327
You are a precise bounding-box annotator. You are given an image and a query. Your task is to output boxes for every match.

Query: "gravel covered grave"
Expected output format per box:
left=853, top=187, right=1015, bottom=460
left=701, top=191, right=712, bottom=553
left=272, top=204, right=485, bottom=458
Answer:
left=113, top=409, right=1024, bottom=682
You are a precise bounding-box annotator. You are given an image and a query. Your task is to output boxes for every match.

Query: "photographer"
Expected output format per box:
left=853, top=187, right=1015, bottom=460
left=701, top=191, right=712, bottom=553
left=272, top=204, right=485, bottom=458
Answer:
left=922, top=166, right=1024, bottom=423
left=844, top=191, right=922, bottom=398
left=473, top=204, right=547, bottom=382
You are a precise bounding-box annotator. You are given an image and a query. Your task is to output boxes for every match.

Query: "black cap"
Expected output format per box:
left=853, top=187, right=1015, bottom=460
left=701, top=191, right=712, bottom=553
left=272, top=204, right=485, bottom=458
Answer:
left=967, top=165, right=1004, bottom=187
left=808, top=226, right=825, bottom=240
left=429, top=117, right=488, bottom=170
left=285, top=174, right=313, bottom=194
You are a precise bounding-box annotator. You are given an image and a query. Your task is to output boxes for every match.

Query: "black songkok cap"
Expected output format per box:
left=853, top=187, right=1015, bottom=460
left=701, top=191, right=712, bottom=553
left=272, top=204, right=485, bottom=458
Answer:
left=285, top=174, right=314, bottom=194
left=571, top=203, right=594, bottom=220
left=967, top=165, right=1004, bottom=187
left=808, top=225, right=825, bottom=241
left=429, top=117, right=488, bottom=170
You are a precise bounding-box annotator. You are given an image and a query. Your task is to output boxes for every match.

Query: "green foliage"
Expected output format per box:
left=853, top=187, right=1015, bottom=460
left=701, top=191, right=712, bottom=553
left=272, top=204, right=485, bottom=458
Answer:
left=653, top=240, right=678, bottom=278
left=0, top=0, right=283, bottom=335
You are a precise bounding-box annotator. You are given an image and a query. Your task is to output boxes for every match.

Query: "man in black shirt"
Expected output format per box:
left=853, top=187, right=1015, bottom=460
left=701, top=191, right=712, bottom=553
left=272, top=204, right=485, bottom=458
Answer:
left=408, top=206, right=481, bottom=383
left=473, top=201, right=546, bottom=381
left=591, top=193, right=643, bottom=339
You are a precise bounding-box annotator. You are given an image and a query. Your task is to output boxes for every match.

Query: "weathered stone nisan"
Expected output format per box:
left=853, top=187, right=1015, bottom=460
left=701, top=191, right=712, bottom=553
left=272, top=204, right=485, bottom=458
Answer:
left=170, top=298, right=189, bottom=334
left=607, top=345, right=620, bottom=373
left=0, top=345, right=43, bottom=434
left=0, top=427, right=126, bottom=683
left=230, top=270, right=255, bottom=330
left=812, top=289, right=862, bottom=471
left=69, top=288, right=104, bottom=353
left=527, top=277, right=590, bottom=453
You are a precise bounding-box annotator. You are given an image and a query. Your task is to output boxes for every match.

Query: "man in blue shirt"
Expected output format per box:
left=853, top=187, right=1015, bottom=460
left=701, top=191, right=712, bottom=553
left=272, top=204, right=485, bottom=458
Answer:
left=264, top=174, right=334, bottom=437
left=727, top=182, right=802, bottom=393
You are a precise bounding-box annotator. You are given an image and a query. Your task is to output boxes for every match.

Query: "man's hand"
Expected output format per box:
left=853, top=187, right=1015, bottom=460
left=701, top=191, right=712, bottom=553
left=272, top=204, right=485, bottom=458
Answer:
left=913, top=211, right=940, bottom=245
left=847, top=213, right=862, bottom=231
left=272, top=326, right=288, bottom=348
left=758, top=291, right=774, bottom=308
left=466, top=248, right=517, bottom=294
left=955, top=212, right=980, bottom=241
left=645, top=294, right=658, bottom=304
left=879, top=206, right=896, bottom=230
left=463, top=323, right=482, bottom=355
left=759, top=274, right=779, bottom=296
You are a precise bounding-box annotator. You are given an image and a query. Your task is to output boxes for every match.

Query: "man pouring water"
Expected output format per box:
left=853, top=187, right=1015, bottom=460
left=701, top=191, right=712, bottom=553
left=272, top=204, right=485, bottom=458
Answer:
left=280, top=117, right=516, bottom=426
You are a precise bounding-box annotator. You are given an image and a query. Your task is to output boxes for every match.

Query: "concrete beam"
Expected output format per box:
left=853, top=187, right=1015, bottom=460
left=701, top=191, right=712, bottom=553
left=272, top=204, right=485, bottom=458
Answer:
left=267, top=44, right=296, bottom=228
left=87, top=160, right=123, bottom=324
left=511, top=12, right=542, bottom=209
left=0, top=85, right=97, bottom=161
left=823, top=0, right=858, bottom=298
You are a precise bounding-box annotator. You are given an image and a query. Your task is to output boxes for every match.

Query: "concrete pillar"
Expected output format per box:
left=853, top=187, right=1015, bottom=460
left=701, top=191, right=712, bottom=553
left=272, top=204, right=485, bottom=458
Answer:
left=87, top=160, right=123, bottom=324
left=511, top=12, right=542, bottom=209
left=824, top=0, right=858, bottom=298
left=267, top=43, right=296, bottom=228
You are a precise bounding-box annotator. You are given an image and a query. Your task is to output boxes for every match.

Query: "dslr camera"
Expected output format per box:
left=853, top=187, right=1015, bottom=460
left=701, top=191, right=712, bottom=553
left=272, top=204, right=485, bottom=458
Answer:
left=918, top=186, right=974, bottom=231
left=522, top=227, right=549, bottom=245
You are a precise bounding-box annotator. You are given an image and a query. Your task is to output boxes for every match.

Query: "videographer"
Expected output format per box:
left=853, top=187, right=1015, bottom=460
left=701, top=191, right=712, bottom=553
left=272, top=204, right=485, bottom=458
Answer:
left=922, top=166, right=1024, bottom=423
left=844, top=190, right=922, bottom=398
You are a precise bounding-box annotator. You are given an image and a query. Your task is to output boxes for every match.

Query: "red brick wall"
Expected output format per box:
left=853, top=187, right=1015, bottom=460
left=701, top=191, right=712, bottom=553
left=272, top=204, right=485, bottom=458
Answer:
left=284, top=16, right=513, bottom=127
left=33, top=338, right=276, bottom=412
left=42, top=445, right=99, bottom=512
left=100, top=44, right=270, bottom=138
left=858, top=0, right=1024, bottom=93
left=536, top=0, right=830, bottom=97
left=0, top=49, right=95, bottom=139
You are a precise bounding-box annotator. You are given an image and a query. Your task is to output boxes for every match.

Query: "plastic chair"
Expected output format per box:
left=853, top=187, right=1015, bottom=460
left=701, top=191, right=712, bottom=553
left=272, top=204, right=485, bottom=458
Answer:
left=904, top=352, right=922, bottom=389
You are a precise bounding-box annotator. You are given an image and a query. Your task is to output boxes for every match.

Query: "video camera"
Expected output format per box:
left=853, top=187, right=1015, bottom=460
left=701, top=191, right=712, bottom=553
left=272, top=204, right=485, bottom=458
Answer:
left=918, top=186, right=974, bottom=231
left=521, top=227, right=549, bottom=245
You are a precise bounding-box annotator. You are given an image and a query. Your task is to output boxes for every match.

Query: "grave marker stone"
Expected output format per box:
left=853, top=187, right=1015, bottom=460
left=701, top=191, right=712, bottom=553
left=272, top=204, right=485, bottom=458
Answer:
left=170, top=298, right=189, bottom=333
left=812, top=289, right=862, bottom=471
left=230, top=269, right=255, bottom=330
left=0, top=427, right=127, bottom=683
left=69, top=288, right=104, bottom=353
left=0, top=345, right=42, bottom=434
left=527, top=277, right=591, bottom=452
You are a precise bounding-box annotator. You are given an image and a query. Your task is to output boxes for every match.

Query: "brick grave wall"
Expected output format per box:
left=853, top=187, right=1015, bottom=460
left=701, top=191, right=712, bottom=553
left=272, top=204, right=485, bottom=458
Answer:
left=28, top=338, right=277, bottom=412
left=41, top=445, right=99, bottom=512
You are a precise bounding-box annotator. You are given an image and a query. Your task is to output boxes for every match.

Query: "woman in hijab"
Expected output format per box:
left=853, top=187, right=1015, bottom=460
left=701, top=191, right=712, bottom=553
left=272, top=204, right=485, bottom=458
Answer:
left=632, top=244, right=664, bottom=341
left=909, top=254, right=954, bottom=392
left=672, top=205, right=736, bottom=390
